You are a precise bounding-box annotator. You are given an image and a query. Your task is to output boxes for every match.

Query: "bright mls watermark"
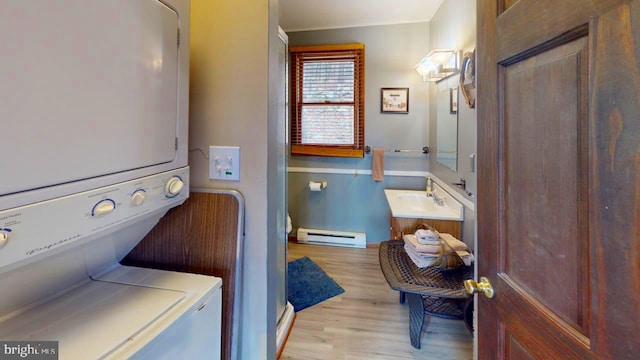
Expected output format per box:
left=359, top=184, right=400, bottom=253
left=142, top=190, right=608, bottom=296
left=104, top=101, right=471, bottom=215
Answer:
left=1, top=342, right=58, bottom=359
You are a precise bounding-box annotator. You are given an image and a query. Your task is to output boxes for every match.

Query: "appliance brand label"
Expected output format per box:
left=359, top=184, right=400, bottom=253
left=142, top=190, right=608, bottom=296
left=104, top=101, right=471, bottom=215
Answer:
left=0, top=213, right=21, bottom=221
left=25, top=234, right=82, bottom=256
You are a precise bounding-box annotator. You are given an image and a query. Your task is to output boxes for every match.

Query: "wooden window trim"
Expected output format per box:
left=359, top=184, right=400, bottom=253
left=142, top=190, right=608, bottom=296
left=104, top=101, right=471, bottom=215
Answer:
left=290, top=43, right=365, bottom=158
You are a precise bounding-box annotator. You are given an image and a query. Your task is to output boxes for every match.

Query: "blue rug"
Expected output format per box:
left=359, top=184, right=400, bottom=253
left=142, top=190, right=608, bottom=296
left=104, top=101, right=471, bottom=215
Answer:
left=287, top=256, right=345, bottom=312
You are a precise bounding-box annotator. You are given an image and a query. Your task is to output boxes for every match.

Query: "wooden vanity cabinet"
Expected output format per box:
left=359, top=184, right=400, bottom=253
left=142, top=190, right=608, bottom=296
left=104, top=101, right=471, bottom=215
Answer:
left=389, top=214, right=461, bottom=240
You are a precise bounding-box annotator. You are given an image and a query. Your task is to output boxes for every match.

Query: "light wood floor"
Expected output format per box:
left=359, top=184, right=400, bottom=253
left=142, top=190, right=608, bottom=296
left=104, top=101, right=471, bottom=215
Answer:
left=281, top=242, right=473, bottom=360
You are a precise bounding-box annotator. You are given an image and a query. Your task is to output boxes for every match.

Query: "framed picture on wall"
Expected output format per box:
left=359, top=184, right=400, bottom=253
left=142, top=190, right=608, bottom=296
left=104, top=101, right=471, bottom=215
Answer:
left=450, top=87, right=458, bottom=114
left=380, top=88, right=409, bottom=113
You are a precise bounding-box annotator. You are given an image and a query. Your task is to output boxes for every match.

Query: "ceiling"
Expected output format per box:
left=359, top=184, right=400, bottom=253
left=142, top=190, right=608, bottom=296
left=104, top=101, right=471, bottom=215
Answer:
left=279, top=0, right=445, bottom=32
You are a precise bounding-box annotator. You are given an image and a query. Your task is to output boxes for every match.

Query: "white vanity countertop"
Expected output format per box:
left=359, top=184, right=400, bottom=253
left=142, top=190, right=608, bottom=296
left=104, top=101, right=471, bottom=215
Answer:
left=384, top=189, right=464, bottom=221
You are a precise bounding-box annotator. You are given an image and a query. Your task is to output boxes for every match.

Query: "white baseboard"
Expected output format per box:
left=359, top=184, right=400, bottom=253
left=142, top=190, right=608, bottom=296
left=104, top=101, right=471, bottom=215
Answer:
left=276, top=302, right=296, bottom=358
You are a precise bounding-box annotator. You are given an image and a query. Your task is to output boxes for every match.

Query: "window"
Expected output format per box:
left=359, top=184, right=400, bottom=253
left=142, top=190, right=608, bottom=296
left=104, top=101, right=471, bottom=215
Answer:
left=290, top=44, right=365, bottom=157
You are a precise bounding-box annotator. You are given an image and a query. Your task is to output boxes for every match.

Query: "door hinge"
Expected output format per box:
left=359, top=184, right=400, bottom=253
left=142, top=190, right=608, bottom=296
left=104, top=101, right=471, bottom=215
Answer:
left=175, top=137, right=178, bottom=150
left=177, top=28, right=180, bottom=47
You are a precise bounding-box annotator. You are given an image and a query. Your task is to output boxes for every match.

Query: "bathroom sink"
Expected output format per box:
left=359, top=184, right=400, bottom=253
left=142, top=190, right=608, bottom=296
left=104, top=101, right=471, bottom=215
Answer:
left=384, top=189, right=463, bottom=221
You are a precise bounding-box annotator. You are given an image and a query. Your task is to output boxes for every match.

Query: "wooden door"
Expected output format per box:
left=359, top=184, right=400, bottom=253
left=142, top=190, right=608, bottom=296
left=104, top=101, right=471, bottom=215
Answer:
left=477, top=0, right=640, bottom=358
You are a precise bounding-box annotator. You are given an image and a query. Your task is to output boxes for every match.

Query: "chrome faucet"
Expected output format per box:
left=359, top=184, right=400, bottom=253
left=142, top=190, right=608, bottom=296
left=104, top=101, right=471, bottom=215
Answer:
left=432, top=189, right=445, bottom=206
left=451, top=178, right=474, bottom=197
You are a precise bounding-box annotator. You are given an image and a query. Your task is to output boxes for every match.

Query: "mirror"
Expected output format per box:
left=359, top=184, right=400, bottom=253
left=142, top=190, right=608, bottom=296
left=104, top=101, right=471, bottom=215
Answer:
left=436, top=80, right=458, bottom=171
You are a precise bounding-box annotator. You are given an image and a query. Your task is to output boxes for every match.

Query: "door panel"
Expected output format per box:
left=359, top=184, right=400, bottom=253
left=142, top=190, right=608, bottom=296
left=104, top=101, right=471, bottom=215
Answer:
left=496, top=0, right=624, bottom=61
left=503, top=37, right=589, bottom=334
left=502, top=0, right=520, bottom=12
left=496, top=275, right=592, bottom=359
left=590, top=2, right=640, bottom=356
left=478, top=0, right=640, bottom=359
left=506, top=333, right=535, bottom=360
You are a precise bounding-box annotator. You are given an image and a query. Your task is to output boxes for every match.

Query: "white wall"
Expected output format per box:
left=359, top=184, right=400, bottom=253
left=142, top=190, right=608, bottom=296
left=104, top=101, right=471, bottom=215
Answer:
left=189, top=0, right=277, bottom=358
left=429, top=0, right=476, bottom=193
left=428, top=1, right=477, bottom=358
left=286, top=23, right=432, bottom=242
left=288, top=23, right=431, bottom=168
left=429, top=0, right=477, bottom=245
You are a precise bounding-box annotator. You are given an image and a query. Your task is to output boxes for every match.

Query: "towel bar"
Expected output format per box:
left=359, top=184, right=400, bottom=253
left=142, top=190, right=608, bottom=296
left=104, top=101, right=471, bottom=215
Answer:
left=364, top=146, right=430, bottom=154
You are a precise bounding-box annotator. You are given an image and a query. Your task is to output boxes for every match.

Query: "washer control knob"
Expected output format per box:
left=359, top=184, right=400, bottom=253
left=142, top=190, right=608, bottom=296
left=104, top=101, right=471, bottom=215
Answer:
left=165, top=177, right=184, bottom=197
left=0, top=231, right=9, bottom=248
left=92, top=199, right=116, bottom=216
left=130, top=190, right=146, bottom=206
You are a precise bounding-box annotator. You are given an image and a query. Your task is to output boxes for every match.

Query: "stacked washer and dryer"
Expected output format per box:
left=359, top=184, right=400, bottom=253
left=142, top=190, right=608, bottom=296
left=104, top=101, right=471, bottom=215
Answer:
left=0, top=1, right=222, bottom=358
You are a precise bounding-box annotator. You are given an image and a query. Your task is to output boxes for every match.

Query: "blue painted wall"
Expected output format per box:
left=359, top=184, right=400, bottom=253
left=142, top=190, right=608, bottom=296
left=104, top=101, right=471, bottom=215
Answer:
left=289, top=172, right=427, bottom=243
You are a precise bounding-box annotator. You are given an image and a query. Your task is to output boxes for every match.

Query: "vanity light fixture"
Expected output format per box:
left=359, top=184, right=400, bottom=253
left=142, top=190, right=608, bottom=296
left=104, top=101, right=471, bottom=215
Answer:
left=414, top=49, right=459, bottom=82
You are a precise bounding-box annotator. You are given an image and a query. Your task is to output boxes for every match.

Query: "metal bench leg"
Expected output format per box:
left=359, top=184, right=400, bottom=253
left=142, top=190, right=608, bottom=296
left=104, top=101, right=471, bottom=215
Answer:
left=406, top=293, right=429, bottom=349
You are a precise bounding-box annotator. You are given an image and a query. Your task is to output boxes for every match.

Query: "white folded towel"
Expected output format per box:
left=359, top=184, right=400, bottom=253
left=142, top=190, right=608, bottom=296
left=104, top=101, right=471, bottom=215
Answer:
left=414, top=229, right=439, bottom=245
left=404, top=243, right=438, bottom=268
left=403, top=234, right=441, bottom=254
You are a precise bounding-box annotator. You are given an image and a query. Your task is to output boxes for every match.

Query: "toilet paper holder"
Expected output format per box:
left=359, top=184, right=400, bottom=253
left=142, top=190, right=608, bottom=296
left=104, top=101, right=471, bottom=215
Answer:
left=308, top=181, right=328, bottom=191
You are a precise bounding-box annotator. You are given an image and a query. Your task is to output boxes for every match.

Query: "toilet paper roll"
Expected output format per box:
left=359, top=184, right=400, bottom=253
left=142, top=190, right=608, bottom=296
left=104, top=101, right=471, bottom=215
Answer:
left=309, top=181, right=322, bottom=192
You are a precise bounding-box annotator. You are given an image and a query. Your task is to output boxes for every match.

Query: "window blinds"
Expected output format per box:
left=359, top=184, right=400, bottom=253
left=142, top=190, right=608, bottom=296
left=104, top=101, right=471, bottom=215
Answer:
left=290, top=44, right=365, bottom=157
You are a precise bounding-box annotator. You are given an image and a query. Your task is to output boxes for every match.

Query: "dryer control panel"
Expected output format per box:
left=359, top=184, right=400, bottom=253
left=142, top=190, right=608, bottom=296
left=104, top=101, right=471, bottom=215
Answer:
left=0, top=167, right=189, bottom=270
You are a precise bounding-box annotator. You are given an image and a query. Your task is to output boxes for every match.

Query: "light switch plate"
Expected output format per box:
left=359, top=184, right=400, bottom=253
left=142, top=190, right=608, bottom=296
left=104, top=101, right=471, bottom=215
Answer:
left=209, top=146, right=240, bottom=181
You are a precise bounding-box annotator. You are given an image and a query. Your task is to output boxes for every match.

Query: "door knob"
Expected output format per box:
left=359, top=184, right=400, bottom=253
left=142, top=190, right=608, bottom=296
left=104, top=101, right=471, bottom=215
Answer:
left=464, top=277, right=494, bottom=298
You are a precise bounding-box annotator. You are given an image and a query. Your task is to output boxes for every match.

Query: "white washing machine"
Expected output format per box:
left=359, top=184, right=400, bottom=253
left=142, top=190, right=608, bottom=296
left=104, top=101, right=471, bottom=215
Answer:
left=0, top=169, right=222, bottom=359
left=0, top=1, right=222, bottom=358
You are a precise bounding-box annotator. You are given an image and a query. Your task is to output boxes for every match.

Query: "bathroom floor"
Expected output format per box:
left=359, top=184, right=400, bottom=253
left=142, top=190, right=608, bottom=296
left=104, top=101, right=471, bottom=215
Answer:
left=281, top=242, right=473, bottom=360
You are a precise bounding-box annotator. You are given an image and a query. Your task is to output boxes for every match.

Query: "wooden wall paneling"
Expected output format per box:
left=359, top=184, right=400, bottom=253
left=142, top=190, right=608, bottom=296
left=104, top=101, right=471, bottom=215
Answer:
left=122, top=190, right=244, bottom=360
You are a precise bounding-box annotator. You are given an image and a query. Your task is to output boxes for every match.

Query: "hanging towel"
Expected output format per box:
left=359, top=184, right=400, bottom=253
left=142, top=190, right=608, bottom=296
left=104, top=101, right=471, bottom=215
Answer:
left=456, top=251, right=475, bottom=266
left=439, top=233, right=469, bottom=252
left=372, top=148, right=385, bottom=182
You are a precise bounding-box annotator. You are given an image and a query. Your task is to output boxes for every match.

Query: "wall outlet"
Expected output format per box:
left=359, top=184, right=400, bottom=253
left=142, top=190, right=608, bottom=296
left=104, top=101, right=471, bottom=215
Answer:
left=209, top=146, right=240, bottom=181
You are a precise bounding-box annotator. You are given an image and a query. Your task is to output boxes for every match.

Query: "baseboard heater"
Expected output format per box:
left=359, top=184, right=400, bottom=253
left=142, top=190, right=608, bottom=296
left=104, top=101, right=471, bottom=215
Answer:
left=296, top=228, right=366, bottom=248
